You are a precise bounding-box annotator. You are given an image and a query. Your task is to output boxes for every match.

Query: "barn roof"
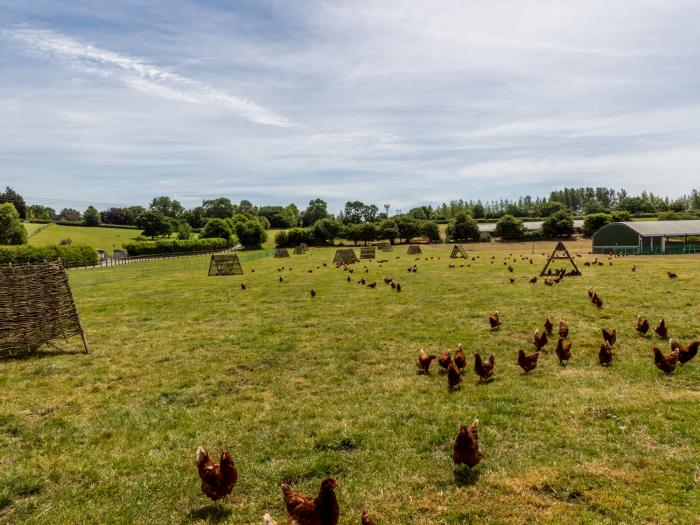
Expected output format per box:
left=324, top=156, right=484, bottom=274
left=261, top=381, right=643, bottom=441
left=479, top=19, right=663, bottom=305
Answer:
left=619, top=220, right=700, bottom=237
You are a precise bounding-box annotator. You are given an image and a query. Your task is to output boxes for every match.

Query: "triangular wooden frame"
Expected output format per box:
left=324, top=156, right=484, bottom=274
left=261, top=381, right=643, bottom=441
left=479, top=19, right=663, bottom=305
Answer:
left=274, top=248, right=290, bottom=258
left=450, top=245, right=468, bottom=258
left=208, top=253, right=244, bottom=276
left=407, top=245, right=422, bottom=254
left=540, top=241, right=582, bottom=276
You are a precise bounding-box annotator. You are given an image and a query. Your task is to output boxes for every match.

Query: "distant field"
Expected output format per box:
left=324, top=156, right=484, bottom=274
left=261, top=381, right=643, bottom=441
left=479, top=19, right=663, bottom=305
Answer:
left=27, top=224, right=143, bottom=255
left=1, top=241, right=699, bottom=524
left=22, top=222, right=48, bottom=236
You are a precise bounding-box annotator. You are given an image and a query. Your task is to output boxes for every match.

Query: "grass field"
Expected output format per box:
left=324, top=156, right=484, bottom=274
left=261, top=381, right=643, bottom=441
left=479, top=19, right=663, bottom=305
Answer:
left=1, top=241, right=699, bottom=524
left=26, top=224, right=161, bottom=255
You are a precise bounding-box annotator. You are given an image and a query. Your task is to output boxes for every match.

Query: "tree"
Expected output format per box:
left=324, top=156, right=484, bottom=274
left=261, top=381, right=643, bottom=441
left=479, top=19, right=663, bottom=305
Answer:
left=313, top=218, right=342, bottom=244
left=28, top=205, right=55, bottom=220
left=495, top=214, right=525, bottom=240
left=421, top=221, right=441, bottom=242
left=301, top=199, right=329, bottom=226
left=82, top=206, right=101, bottom=226
left=259, top=205, right=293, bottom=228
left=235, top=219, right=266, bottom=248
left=342, top=201, right=368, bottom=224
left=344, top=223, right=364, bottom=245
left=237, top=200, right=257, bottom=215
left=149, top=196, right=184, bottom=218
left=582, top=199, right=608, bottom=215
left=394, top=216, right=422, bottom=243
left=0, top=187, right=27, bottom=219
left=58, top=208, right=82, bottom=222
left=202, top=198, right=236, bottom=219
left=136, top=211, right=172, bottom=239
left=177, top=222, right=192, bottom=240
left=200, top=218, right=233, bottom=242
left=100, top=207, right=128, bottom=225
left=285, top=204, right=300, bottom=227
left=182, top=206, right=207, bottom=229
left=0, top=202, right=28, bottom=244
left=123, top=206, right=146, bottom=225
left=357, top=222, right=379, bottom=245
left=446, top=212, right=479, bottom=241
left=537, top=201, right=567, bottom=217
left=582, top=213, right=612, bottom=236
left=542, top=210, right=575, bottom=237
left=472, top=201, right=485, bottom=219
left=378, top=219, right=399, bottom=244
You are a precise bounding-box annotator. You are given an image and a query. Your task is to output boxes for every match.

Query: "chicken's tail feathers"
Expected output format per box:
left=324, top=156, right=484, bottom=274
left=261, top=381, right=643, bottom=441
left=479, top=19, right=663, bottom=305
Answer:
left=196, top=446, right=209, bottom=466
left=280, top=483, right=292, bottom=500
left=488, top=353, right=495, bottom=364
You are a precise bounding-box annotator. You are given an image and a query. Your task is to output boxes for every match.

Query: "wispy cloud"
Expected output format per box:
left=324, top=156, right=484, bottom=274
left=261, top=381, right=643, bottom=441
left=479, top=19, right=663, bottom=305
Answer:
left=3, top=27, right=291, bottom=127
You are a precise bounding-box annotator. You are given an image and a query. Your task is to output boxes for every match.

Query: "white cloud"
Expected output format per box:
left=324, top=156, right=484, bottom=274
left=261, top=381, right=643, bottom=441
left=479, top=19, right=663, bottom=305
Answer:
left=3, top=27, right=291, bottom=127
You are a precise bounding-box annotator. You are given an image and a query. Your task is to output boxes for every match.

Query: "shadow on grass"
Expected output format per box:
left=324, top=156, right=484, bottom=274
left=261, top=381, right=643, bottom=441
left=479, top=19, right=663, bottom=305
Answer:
left=0, top=347, right=86, bottom=362
left=183, top=504, right=231, bottom=524
left=454, top=466, right=481, bottom=486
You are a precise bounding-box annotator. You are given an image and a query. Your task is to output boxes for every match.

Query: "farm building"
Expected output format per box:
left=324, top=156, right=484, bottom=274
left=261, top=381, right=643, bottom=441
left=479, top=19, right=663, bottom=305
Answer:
left=592, top=220, right=700, bottom=254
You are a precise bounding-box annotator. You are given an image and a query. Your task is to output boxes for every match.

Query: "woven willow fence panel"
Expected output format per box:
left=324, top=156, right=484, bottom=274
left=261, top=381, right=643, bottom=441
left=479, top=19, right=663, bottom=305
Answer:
left=0, top=261, right=88, bottom=355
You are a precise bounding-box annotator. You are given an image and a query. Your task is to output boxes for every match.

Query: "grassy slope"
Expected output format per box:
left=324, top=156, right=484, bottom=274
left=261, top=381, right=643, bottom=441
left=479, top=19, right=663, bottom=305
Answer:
left=22, top=222, right=48, bottom=236
left=1, top=241, right=699, bottom=524
left=27, top=224, right=144, bottom=255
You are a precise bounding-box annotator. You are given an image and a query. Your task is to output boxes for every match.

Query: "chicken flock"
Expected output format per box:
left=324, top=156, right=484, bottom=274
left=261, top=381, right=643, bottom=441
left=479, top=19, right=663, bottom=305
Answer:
left=196, top=248, right=694, bottom=524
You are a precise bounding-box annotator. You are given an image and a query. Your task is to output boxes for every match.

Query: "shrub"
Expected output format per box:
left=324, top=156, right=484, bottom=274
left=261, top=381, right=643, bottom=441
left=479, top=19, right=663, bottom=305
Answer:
left=59, top=238, right=73, bottom=246
left=611, top=210, right=631, bottom=222
left=395, top=216, right=422, bottom=243
left=235, top=220, right=267, bottom=249
left=0, top=202, right=27, bottom=245
left=583, top=213, right=612, bottom=236
left=274, top=230, right=289, bottom=248
left=177, top=222, right=192, bottom=240
left=421, top=221, right=441, bottom=242
left=542, top=211, right=575, bottom=237
left=200, top=218, right=233, bottom=241
left=494, top=214, right=525, bottom=240
left=446, top=212, right=479, bottom=242
left=313, top=218, right=343, bottom=244
left=123, top=237, right=232, bottom=256
left=479, top=231, right=492, bottom=242
left=0, top=244, right=98, bottom=266
left=378, top=219, right=399, bottom=244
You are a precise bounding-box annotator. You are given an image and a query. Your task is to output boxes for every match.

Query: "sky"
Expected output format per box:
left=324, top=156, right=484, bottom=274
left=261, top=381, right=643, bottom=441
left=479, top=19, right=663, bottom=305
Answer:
left=1, top=0, right=700, bottom=213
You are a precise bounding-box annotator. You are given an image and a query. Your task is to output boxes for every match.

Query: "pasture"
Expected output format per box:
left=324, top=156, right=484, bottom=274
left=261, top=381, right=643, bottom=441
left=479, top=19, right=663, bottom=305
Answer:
left=1, top=241, right=699, bottom=524
left=26, top=224, right=149, bottom=255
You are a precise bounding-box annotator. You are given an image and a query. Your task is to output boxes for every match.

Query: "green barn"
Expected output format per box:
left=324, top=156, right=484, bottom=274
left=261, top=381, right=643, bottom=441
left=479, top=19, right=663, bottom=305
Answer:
left=592, top=220, right=700, bottom=254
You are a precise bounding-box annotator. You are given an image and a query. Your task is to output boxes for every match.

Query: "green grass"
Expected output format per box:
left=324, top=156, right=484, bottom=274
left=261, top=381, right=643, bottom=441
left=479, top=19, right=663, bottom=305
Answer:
left=1, top=241, right=700, bottom=524
left=22, top=222, right=49, bottom=236
left=27, top=224, right=153, bottom=255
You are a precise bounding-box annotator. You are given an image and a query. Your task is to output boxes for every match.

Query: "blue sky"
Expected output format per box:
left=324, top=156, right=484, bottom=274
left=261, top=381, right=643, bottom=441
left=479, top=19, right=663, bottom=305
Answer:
left=2, top=0, right=700, bottom=213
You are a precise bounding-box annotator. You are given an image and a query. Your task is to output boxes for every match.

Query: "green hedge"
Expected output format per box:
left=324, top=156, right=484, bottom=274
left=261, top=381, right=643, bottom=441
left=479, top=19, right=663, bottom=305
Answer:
left=0, top=244, right=99, bottom=266
left=123, top=237, right=231, bottom=256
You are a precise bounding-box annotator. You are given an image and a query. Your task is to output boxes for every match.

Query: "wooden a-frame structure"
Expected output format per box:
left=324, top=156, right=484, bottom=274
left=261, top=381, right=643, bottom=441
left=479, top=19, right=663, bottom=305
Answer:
left=450, top=245, right=468, bottom=258
left=540, top=241, right=582, bottom=276
left=208, top=253, right=243, bottom=276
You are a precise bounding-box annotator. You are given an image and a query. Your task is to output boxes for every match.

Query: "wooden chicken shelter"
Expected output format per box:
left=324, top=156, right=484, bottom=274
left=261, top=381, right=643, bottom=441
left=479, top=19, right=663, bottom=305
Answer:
left=0, top=260, right=89, bottom=355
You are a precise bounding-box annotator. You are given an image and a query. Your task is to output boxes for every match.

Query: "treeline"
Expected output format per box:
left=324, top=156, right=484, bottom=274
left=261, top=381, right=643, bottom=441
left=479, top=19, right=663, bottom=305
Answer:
left=3, top=186, right=700, bottom=250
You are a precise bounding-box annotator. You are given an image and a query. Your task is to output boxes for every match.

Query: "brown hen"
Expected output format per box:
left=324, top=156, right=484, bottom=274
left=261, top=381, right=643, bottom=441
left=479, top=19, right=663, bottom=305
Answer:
left=653, top=346, right=679, bottom=374
left=518, top=348, right=539, bottom=373
left=602, top=328, right=616, bottom=346
left=196, top=447, right=238, bottom=501
left=670, top=340, right=699, bottom=364
left=453, top=419, right=482, bottom=468
left=417, top=350, right=437, bottom=374
left=474, top=353, right=495, bottom=380
left=281, top=477, right=339, bottom=525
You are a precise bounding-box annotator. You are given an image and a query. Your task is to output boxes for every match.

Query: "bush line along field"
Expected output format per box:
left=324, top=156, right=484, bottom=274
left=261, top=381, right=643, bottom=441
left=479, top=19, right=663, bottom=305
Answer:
left=1, top=241, right=699, bottom=524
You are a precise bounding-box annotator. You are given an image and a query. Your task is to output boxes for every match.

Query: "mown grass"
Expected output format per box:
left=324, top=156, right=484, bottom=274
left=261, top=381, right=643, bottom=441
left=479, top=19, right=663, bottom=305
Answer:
left=1, top=241, right=699, bottom=524
left=26, top=224, right=149, bottom=255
